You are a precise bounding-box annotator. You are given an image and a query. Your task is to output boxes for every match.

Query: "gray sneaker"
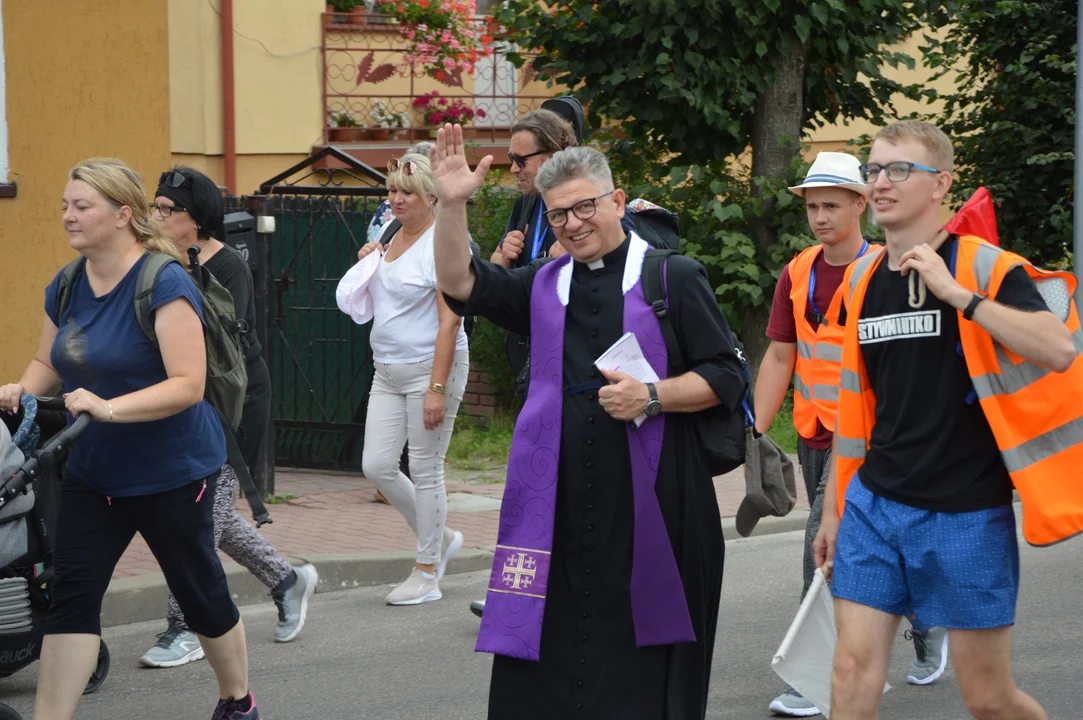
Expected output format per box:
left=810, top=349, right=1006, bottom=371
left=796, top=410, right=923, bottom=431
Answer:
left=768, top=686, right=820, bottom=717
left=469, top=599, right=485, bottom=618
left=906, top=626, right=950, bottom=685
left=139, top=625, right=204, bottom=668
left=272, top=564, right=318, bottom=643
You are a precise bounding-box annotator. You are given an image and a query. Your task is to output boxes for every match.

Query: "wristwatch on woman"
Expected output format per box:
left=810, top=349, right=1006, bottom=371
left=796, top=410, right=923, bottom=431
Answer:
left=643, top=383, right=662, bottom=417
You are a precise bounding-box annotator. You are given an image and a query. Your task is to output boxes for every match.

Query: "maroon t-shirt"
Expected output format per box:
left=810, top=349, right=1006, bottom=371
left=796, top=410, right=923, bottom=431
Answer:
left=766, top=253, right=848, bottom=449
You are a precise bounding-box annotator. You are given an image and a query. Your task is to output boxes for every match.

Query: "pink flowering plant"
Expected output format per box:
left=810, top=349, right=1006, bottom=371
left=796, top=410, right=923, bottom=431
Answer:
left=379, top=0, right=494, bottom=81
left=412, top=91, right=485, bottom=126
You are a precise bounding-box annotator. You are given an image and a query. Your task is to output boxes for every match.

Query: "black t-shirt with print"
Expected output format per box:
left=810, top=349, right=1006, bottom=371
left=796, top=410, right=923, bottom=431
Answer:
left=839, top=238, right=1051, bottom=512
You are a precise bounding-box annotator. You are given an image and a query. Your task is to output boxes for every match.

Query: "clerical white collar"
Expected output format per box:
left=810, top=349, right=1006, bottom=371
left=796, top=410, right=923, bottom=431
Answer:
left=556, top=232, right=648, bottom=306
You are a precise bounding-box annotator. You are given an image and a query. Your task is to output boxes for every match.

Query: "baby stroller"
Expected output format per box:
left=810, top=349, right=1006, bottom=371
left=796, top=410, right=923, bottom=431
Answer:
left=0, top=396, right=109, bottom=720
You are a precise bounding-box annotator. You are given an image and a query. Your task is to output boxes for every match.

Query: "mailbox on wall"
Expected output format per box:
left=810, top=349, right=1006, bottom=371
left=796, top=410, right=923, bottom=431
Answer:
left=220, top=211, right=257, bottom=271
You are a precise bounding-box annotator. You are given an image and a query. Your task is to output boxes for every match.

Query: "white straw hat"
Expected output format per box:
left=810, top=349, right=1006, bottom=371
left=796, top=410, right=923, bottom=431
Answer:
left=788, top=151, right=869, bottom=198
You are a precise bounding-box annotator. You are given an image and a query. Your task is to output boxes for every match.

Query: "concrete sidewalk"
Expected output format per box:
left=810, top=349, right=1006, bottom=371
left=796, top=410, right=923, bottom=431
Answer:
left=102, top=457, right=812, bottom=627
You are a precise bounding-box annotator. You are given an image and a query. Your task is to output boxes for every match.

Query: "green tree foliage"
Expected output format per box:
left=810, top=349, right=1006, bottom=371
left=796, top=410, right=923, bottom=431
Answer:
left=923, top=0, right=1076, bottom=266
left=498, top=0, right=942, bottom=361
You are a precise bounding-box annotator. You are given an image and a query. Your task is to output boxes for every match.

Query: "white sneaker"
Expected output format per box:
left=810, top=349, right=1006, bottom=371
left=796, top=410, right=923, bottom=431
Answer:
left=437, top=529, right=464, bottom=581
left=385, top=568, right=442, bottom=606
left=139, top=625, right=205, bottom=668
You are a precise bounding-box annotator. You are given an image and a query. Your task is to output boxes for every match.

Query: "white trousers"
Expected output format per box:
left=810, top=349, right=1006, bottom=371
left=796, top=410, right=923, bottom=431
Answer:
left=361, top=350, right=469, bottom=563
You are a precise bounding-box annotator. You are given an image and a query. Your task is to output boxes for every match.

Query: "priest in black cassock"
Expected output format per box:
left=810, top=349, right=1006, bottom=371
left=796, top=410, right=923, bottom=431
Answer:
left=432, top=124, right=747, bottom=720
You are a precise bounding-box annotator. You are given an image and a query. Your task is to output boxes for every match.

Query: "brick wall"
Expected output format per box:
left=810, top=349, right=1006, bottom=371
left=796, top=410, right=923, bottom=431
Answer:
left=462, top=363, right=499, bottom=419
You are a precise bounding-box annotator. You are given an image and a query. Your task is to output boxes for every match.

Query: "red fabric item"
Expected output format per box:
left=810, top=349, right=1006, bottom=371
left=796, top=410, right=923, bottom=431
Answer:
left=945, top=187, right=998, bottom=247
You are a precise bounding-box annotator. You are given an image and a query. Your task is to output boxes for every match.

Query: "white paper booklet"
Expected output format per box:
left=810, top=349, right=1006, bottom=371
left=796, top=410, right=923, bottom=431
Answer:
left=594, top=332, right=660, bottom=427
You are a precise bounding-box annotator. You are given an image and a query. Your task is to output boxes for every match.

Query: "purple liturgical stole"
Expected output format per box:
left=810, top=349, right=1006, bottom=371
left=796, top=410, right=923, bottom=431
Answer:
left=475, top=234, right=696, bottom=661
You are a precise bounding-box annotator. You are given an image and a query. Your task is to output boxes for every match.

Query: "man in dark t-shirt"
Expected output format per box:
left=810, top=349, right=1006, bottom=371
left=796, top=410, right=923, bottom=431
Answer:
left=816, top=120, right=1075, bottom=720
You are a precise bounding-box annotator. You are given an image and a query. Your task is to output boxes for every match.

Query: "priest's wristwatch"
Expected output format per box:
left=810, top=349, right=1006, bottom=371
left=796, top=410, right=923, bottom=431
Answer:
left=643, top=383, right=663, bottom=417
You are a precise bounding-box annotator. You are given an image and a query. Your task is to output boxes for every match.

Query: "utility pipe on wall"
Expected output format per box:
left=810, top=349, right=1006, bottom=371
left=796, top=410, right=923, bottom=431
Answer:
left=221, top=0, right=237, bottom=194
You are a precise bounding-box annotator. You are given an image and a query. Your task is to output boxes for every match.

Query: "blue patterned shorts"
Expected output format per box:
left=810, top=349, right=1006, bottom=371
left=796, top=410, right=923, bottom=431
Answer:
left=832, top=476, right=1019, bottom=629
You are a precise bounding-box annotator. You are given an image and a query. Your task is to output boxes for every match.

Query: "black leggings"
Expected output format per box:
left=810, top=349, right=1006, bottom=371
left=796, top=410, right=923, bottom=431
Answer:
left=45, top=472, right=240, bottom=638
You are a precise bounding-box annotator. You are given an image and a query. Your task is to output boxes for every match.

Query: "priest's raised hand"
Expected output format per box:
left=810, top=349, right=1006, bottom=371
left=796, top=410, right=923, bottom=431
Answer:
left=431, top=122, right=493, bottom=205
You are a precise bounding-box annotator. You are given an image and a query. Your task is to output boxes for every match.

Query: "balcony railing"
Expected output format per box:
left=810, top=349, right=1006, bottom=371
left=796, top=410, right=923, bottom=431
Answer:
left=322, top=11, right=552, bottom=146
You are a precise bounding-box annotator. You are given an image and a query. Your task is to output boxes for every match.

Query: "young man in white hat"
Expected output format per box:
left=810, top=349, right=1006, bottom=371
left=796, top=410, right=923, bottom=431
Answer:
left=756, top=151, right=948, bottom=717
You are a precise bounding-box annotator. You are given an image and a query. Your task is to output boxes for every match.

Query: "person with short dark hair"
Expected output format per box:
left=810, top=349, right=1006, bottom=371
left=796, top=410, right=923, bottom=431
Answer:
left=138, top=166, right=317, bottom=670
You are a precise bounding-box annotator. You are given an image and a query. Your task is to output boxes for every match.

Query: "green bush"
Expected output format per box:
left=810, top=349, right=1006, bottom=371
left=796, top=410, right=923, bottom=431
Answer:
left=465, top=182, right=522, bottom=407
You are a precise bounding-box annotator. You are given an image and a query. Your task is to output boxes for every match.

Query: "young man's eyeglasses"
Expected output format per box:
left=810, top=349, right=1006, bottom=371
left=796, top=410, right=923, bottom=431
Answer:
left=158, top=171, right=190, bottom=189
left=387, top=158, right=418, bottom=175
left=544, top=191, right=615, bottom=228
left=860, top=161, right=940, bottom=183
left=149, top=202, right=187, bottom=218
left=507, top=150, right=547, bottom=170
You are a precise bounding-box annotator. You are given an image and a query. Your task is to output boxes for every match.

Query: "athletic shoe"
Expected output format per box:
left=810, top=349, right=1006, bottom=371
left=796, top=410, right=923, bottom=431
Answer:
left=139, top=624, right=205, bottom=668
left=211, top=692, right=260, bottom=719
left=437, top=529, right=464, bottom=581
left=272, top=564, right=318, bottom=643
left=386, top=568, right=441, bottom=605
left=470, top=599, right=485, bottom=618
left=768, top=686, right=821, bottom=717
left=906, top=626, right=950, bottom=685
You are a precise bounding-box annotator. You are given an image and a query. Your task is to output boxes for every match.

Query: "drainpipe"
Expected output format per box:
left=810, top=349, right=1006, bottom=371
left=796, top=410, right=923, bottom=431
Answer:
left=221, top=0, right=237, bottom=194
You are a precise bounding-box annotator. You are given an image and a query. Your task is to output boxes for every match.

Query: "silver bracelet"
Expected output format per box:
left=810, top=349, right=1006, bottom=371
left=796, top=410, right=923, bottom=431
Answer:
left=106, top=400, right=114, bottom=422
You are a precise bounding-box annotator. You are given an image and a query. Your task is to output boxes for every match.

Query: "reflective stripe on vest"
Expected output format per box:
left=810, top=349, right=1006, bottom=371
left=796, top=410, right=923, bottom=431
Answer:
left=787, top=246, right=825, bottom=439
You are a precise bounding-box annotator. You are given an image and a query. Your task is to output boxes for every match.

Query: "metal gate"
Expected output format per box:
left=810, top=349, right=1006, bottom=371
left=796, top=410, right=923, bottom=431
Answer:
left=227, top=148, right=388, bottom=477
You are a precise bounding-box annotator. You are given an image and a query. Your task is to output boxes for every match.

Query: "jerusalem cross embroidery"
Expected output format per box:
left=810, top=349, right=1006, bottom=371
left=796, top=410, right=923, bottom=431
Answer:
left=502, top=552, right=537, bottom=591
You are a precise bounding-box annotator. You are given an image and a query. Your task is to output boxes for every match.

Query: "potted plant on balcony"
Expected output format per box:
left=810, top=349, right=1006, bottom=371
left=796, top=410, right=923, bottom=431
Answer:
left=326, top=0, right=367, bottom=26
left=328, top=111, right=366, bottom=143
left=412, top=91, right=486, bottom=138
left=378, top=1, right=494, bottom=83
left=370, top=101, right=410, bottom=141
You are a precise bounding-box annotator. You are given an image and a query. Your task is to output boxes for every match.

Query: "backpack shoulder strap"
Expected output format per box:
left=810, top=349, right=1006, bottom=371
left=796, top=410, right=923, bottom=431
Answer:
left=642, top=249, right=685, bottom=376
left=54, top=257, right=87, bottom=322
left=379, top=218, right=402, bottom=246
left=134, top=253, right=179, bottom=346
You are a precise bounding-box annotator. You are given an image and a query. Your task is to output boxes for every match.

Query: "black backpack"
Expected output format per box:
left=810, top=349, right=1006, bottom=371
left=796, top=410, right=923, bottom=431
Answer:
left=378, top=219, right=483, bottom=339
left=642, top=248, right=753, bottom=476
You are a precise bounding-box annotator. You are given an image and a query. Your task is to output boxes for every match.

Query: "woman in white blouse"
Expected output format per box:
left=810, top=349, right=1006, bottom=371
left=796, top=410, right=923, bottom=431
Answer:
left=355, top=154, right=469, bottom=605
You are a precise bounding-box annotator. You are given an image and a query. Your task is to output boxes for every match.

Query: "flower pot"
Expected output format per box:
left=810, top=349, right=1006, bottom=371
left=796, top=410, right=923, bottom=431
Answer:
left=349, top=4, right=366, bottom=25
left=371, top=128, right=391, bottom=141
left=328, top=127, right=366, bottom=143
left=326, top=4, right=348, bottom=24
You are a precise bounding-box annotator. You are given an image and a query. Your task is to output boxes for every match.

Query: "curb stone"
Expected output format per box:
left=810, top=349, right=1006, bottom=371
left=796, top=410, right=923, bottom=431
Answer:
left=101, top=513, right=818, bottom=629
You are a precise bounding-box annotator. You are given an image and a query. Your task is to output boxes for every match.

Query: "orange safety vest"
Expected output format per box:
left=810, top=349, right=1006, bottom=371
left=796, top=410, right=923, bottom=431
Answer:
left=834, top=234, right=1083, bottom=546
left=787, top=244, right=882, bottom=436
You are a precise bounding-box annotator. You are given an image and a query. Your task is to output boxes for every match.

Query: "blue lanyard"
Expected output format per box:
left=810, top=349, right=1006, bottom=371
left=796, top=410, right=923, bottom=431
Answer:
left=529, top=202, right=546, bottom=261
left=808, top=239, right=869, bottom=315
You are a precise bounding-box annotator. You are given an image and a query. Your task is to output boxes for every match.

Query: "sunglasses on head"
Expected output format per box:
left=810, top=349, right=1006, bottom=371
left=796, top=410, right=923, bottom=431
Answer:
left=158, top=171, right=189, bottom=189
left=387, top=159, right=418, bottom=176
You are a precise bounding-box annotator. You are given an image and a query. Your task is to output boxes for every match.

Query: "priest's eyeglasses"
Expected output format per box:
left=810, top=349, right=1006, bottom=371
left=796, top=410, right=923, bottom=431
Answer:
left=859, top=161, right=940, bottom=183
left=544, top=191, right=615, bottom=228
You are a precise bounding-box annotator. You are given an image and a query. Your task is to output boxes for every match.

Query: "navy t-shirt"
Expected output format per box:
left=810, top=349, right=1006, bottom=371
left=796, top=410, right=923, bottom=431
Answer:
left=44, top=254, right=226, bottom=497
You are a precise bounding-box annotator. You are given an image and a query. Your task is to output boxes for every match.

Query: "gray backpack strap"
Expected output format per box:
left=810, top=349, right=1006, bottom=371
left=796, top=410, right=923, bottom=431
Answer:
left=54, top=257, right=87, bottom=323
left=133, top=253, right=177, bottom=345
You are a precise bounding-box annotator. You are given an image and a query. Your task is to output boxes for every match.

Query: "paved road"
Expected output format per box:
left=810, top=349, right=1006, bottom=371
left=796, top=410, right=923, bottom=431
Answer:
left=2, top=523, right=1080, bottom=719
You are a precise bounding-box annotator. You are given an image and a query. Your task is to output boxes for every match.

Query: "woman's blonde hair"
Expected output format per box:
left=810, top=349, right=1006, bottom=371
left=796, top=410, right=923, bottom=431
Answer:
left=386, top=153, right=436, bottom=204
left=69, top=158, right=185, bottom=262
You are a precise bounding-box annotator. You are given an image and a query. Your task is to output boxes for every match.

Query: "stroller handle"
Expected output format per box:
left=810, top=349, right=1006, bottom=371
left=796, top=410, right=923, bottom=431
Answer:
left=0, top=412, right=91, bottom=508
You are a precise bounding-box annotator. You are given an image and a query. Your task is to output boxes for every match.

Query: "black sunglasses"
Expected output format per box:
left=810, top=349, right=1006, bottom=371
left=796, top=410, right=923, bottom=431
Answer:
left=508, top=150, right=547, bottom=169
left=158, top=171, right=190, bottom=189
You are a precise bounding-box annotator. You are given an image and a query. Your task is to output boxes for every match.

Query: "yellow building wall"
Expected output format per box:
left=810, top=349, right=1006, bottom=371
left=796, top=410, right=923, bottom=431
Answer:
left=0, top=0, right=171, bottom=381
left=168, top=0, right=324, bottom=192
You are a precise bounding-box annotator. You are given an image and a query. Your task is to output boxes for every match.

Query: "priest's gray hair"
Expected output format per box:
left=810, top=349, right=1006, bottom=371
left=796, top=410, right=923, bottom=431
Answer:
left=534, top=146, right=615, bottom=197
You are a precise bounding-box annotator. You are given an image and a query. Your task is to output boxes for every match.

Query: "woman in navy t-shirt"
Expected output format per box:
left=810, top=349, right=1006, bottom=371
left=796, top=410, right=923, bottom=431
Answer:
left=0, top=159, right=260, bottom=720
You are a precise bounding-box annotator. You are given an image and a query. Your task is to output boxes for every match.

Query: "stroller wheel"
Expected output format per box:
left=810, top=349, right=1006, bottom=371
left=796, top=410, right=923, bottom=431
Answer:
left=82, top=640, right=110, bottom=695
left=0, top=702, right=21, bottom=720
